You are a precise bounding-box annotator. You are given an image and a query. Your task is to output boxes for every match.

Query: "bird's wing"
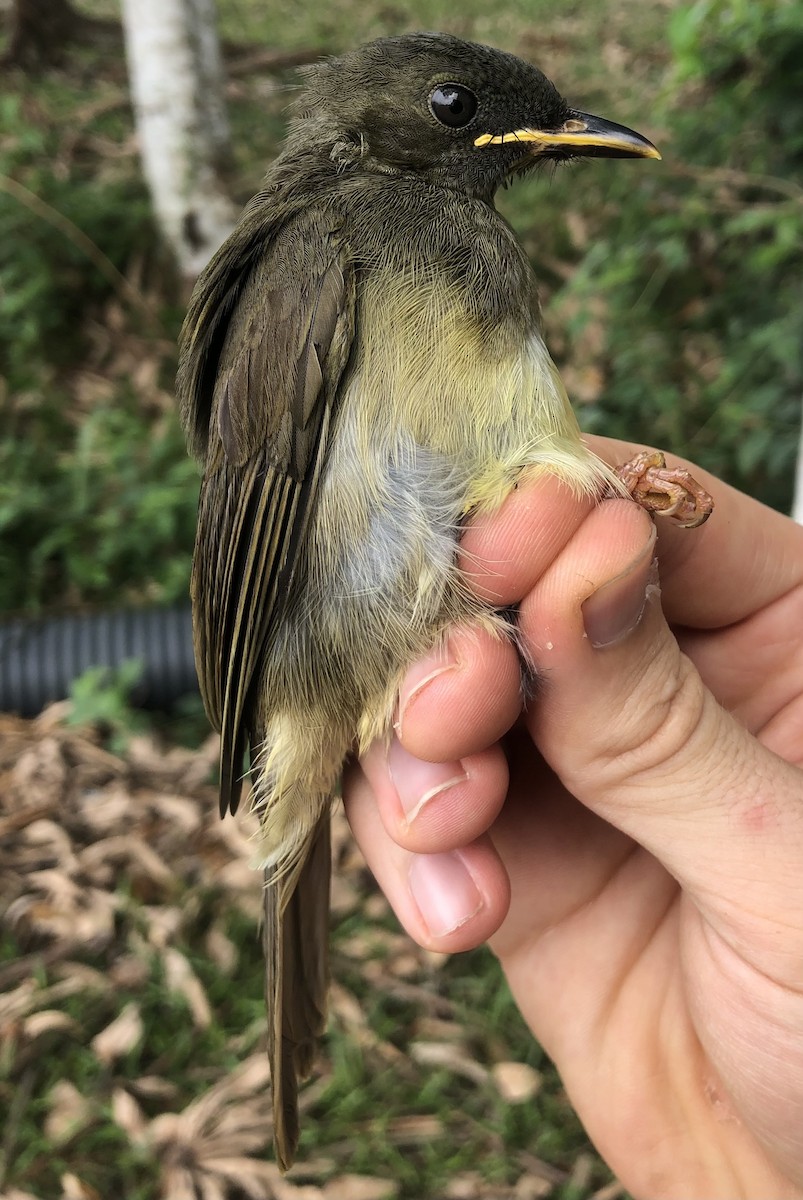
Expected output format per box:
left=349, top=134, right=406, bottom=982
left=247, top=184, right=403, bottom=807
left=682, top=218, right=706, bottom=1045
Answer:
left=177, top=208, right=355, bottom=816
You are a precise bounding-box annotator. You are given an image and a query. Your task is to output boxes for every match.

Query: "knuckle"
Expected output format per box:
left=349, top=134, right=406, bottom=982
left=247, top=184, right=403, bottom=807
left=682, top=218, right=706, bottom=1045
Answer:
left=591, top=649, right=709, bottom=792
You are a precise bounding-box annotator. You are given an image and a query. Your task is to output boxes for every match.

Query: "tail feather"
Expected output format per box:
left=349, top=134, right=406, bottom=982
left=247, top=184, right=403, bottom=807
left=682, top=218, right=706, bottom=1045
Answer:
left=263, top=815, right=331, bottom=1172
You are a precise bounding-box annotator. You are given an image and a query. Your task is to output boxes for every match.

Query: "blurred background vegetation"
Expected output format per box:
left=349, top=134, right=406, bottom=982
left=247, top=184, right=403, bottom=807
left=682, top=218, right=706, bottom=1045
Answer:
left=1, top=0, right=801, bottom=618
left=1, top=1, right=802, bottom=1197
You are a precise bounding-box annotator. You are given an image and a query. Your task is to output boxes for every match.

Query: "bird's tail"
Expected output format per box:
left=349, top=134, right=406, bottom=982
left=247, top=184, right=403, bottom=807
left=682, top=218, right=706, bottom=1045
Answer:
left=263, top=813, right=331, bottom=1173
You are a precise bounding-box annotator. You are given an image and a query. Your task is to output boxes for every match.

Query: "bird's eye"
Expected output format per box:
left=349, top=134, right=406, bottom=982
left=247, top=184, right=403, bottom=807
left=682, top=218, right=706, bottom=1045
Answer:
left=429, top=84, right=478, bottom=129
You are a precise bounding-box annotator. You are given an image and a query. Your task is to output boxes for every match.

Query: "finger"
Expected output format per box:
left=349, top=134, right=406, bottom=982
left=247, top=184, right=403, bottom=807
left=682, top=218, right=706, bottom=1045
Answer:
left=519, top=496, right=803, bottom=984
left=343, top=759, right=511, bottom=951
left=484, top=729, right=644, bottom=962
left=676, top=582, right=803, bottom=758
left=459, top=474, right=596, bottom=606
left=397, top=623, right=521, bottom=763
left=584, top=434, right=803, bottom=627
left=359, top=735, right=509, bottom=853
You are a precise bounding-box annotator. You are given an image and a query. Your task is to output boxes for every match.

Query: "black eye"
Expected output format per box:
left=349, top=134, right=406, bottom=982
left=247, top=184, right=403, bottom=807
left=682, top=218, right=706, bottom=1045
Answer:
left=429, top=84, right=478, bottom=129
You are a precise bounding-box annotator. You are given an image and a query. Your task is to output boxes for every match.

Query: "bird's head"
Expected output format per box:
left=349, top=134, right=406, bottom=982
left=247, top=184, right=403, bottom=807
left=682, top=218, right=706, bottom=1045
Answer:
left=293, top=33, right=660, bottom=199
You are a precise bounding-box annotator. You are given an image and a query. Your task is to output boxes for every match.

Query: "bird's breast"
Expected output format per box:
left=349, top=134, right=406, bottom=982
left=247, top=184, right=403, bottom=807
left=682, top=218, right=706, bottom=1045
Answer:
left=338, top=269, right=607, bottom=500
left=305, top=271, right=612, bottom=629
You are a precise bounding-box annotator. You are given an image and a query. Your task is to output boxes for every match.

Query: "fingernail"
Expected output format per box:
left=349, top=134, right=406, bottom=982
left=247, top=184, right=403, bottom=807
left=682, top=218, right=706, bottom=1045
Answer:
left=581, top=527, right=658, bottom=649
left=408, top=852, right=483, bottom=937
left=388, top=737, right=467, bottom=824
left=396, top=643, right=460, bottom=736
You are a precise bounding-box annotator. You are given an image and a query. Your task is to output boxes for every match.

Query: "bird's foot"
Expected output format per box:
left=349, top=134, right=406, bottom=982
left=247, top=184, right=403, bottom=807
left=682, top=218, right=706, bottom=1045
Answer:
left=614, top=451, right=714, bottom=529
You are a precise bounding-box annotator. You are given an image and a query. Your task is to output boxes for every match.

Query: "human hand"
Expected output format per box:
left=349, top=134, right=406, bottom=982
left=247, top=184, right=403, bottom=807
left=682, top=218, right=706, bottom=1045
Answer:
left=344, top=436, right=803, bottom=1199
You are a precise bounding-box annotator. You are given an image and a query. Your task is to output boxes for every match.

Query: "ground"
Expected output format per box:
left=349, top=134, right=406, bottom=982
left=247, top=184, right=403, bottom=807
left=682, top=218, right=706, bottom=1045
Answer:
left=0, top=710, right=621, bottom=1199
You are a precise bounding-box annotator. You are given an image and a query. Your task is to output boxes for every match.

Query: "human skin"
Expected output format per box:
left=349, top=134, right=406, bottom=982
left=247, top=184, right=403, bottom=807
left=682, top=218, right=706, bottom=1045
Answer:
left=343, top=435, right=803, bottom=1199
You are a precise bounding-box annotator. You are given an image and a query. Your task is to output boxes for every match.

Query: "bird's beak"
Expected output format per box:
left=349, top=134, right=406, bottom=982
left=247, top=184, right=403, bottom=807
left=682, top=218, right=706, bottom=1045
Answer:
left=474, top=111, right=661, bottom=160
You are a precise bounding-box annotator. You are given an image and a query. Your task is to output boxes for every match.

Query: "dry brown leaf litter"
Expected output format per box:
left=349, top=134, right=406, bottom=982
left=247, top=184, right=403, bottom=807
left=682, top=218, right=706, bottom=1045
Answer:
left=0, top=710, right=616, bottom=1199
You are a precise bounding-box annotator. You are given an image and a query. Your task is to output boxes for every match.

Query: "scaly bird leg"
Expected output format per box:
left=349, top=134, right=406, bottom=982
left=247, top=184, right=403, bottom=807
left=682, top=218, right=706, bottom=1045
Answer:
left=614, top=450, right=714, bottom=529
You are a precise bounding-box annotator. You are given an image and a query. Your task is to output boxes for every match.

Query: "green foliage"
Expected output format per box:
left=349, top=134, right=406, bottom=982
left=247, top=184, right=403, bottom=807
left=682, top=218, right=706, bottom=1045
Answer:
left=0, top=394, right=197, bottom=611
left=566, top=0, right=803, bottom=512
left=66, top=658, right=146, bottom=751
left=0, top=93, right=152, bottom=389
left=0, top=86, right=197, bottom=614
left=670, top=0, right=803, bottom=167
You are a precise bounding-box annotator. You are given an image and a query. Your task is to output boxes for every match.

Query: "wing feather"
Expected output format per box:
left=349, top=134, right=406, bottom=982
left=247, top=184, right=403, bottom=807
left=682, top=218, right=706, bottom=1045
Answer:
left=178, top=202, right=354, bottom=1172
left=178, top=212, right=354, bottom=815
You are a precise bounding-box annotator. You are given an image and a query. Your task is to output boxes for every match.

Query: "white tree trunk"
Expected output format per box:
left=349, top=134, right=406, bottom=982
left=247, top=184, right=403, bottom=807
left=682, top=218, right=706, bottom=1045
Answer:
left=793, top=397, right=803, bottom=525
left=121, top=0, right=238, bottom=279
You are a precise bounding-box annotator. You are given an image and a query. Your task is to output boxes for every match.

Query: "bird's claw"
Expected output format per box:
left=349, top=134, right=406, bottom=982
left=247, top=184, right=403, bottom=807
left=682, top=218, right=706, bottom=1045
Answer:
left=614, top=451, right=714, bottom=529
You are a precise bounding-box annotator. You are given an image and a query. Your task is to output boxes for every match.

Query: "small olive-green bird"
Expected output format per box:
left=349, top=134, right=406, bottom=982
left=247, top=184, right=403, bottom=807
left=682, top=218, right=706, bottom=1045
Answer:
left=177, top=32, right=661, bottom=1169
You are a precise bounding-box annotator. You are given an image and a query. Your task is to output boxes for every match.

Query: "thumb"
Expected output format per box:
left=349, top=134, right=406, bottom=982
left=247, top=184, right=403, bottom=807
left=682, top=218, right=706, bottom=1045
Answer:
left=519, top=499, right=803, bottom=981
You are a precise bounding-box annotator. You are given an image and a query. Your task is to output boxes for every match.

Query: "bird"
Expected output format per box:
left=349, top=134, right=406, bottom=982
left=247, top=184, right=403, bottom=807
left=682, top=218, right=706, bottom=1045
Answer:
left=177, top=31, right=687, bottom=1170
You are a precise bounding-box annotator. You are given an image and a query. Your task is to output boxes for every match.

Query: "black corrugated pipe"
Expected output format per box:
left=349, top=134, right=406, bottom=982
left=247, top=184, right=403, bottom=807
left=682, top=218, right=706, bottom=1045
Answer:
left=0, top=604, right=198, bottom=717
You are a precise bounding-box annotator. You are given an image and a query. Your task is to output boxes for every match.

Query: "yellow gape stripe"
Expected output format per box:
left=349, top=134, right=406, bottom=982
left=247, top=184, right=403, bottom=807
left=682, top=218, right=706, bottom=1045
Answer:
left=474, top=130, right=536, bottom=147
left=474, top=128, right=662, bottom=159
